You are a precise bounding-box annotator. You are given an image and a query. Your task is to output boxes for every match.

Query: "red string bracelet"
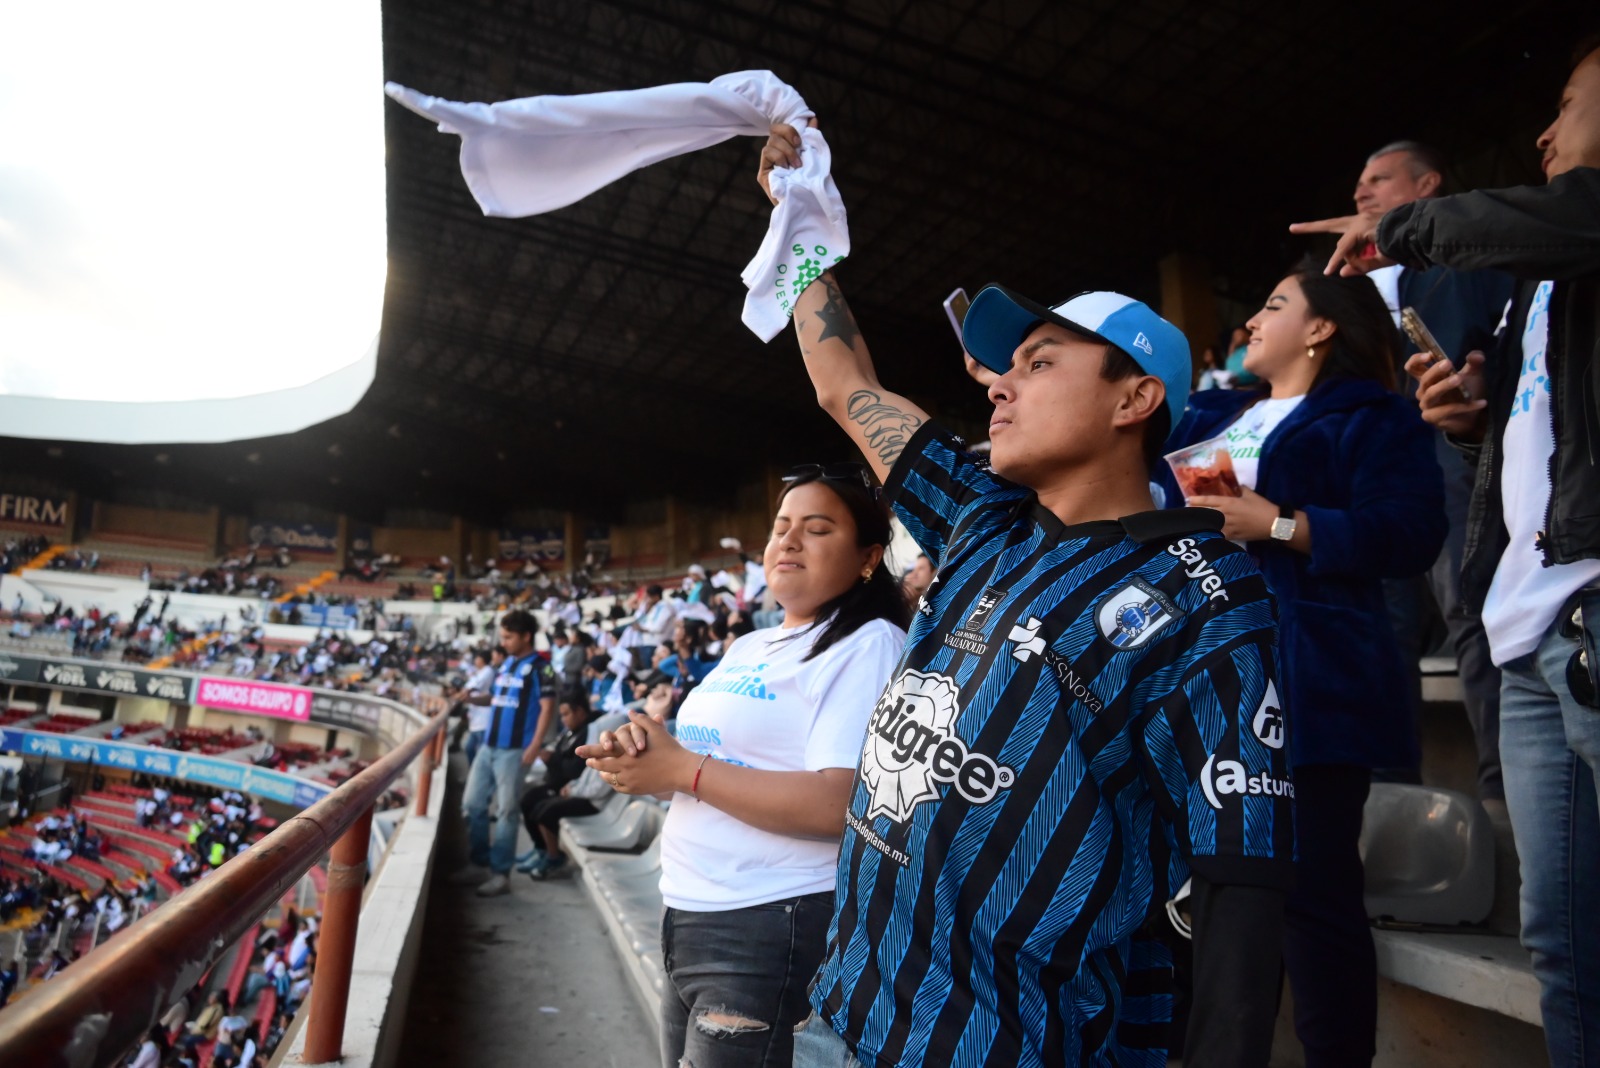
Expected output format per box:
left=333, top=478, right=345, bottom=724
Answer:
left=691, top=753, right=712, bottom=800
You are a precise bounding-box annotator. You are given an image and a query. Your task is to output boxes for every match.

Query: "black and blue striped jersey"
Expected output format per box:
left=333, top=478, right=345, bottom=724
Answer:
left=811, top=423, right=1293, bottom=1068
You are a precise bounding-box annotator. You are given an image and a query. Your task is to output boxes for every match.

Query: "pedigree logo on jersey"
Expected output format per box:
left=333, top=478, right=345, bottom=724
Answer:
left=1199, top=753, right=1294, bottom=809
left=1095, top=578, right=1179, bottom=649
left=859, top=669, right=1016, bottom=823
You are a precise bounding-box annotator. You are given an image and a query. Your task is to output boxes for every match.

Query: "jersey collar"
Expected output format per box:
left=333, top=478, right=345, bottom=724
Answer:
left=1030, top=502, right=1223, bottom=544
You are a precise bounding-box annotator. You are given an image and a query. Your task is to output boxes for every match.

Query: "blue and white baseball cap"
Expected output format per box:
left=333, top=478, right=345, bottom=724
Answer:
left=961, top=284, right=1191, bottom=434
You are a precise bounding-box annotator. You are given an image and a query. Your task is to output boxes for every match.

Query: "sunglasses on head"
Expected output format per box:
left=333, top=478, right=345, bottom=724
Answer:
left=782, top=463, right=879, bottom=497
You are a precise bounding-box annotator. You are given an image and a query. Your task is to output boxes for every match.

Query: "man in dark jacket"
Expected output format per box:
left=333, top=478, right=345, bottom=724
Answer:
left=1297, top=141, right=1516, bottom=803
left=1296, top=36, right=1600, bottom=1066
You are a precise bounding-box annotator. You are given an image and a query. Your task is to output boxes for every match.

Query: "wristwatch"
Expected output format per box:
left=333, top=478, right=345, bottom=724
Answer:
left=1270, top=503, right=1297, bottom=542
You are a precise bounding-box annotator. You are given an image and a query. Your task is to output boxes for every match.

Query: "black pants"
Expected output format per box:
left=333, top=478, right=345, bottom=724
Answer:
left=518, top=786, right=597, bottom=844
left=661, top=892, right=832, bottom=1068
left=1283, top=763, right=1376, bottom=1068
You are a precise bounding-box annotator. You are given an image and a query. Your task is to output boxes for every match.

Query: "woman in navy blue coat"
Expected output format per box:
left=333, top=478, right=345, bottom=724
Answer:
left=1155, top=260, right=1446, bottom=1068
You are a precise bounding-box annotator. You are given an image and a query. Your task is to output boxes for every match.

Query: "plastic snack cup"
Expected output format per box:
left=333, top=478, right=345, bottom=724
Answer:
left=1164, top=435, right=1242, bottom=499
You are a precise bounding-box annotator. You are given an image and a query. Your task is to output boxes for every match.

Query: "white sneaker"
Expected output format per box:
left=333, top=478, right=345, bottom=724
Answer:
left=476, top=873, right=511, bottom=897
left=447, top=865, right=489, bottom=886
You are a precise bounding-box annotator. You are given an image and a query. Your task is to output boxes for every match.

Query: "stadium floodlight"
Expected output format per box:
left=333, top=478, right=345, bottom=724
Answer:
left=0, top=3, right=385, bottom=444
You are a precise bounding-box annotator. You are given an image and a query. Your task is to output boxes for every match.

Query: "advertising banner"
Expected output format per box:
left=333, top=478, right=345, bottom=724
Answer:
left=0, top=492, right=69, bottom=527
left=0, top=651, right=41, bottom=685
left=247, top=519, right=339, bottom=553
left=0, top=728, right=329, bottom=806
left=293, top=604, right=358, bottom=630
left=33, top=660, right=192, bottom=702
left=193, top=677, right=313, bottom=722
left=309, top=691, right=383, bottom=731
left=497, top=527, right=564, bottom=563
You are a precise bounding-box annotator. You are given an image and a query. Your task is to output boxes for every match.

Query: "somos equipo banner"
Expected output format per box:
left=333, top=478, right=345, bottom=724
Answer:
left=194, top=677, right=313, bottom=722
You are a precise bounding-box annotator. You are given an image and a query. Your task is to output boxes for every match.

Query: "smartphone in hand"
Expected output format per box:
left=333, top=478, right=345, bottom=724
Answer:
left=943, top=288, right=971, bottom=344
left=1401, top=306, right=1450, bottom=368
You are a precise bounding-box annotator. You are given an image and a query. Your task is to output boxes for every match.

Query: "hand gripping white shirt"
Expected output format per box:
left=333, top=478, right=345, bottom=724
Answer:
left=385, top=71, right=848, bottom=341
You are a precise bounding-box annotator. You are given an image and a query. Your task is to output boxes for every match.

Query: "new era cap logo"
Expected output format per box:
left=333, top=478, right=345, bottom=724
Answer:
left=1132, top=332, right=1153, bottom=355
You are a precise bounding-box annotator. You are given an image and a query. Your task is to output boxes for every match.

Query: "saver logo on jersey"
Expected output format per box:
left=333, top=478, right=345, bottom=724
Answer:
left=860, top=669, right=1016, bottom=822
left=1251, top=680, right=1286, bottom=749
left=1198, top=752, right=1294, bottom=809
left=1095, top=577, right=1180, bottom=649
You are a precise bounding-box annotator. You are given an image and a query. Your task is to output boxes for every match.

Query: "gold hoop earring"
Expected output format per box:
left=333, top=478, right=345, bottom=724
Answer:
left=861, top=568, right=873, bottom=583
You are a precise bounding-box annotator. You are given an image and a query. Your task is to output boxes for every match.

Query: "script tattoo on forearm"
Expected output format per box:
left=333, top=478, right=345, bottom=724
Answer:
left=814, top=275, right=861, bottom=350
left=847, top=390, right=923, bottom=468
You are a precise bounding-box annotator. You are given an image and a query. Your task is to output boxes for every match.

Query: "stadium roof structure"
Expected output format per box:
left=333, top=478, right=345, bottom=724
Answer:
left=2, top=0, right=1589, bottom=521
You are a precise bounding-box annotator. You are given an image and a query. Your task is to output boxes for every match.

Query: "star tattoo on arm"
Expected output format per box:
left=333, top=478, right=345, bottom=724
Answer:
left=814, top=275, right=861, bottom=350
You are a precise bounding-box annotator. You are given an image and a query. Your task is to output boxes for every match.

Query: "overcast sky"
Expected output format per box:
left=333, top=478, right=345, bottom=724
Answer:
left=0, top=3, right=385, bottom=421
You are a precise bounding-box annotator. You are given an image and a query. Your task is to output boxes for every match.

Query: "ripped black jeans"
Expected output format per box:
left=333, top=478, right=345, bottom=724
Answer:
left=660, top=892, right=832, bottom=1068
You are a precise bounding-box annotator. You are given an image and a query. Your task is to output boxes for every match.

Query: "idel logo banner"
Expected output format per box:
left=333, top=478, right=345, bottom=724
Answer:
left=193, top=677, right=313, bottom=722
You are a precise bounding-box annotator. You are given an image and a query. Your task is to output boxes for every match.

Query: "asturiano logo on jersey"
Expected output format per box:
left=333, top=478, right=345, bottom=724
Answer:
left=860, top=669, right=1016, bottom=822
left=1199, top=753, right=1294, bottom=809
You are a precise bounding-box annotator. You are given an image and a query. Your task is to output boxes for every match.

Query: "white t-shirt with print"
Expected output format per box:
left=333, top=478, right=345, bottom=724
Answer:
left=1223, top=396, right=1305, bottom=490
left=1482, top=281, right=1600, bottom=666
left=464, top=663, right=496, bottom=733
left=660, top=617, right=906, bottom=911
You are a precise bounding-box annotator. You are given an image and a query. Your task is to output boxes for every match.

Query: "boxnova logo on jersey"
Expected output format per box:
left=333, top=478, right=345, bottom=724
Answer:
left=942, top=586, right=1007, bottom=654
left=859, top=669, right=1016, bottom=826
left=1007, top=617, right=1106, bottom=715
left=1095, top=577, right=1180, bottom=650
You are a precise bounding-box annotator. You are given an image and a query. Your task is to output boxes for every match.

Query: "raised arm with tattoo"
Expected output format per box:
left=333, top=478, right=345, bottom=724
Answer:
left=760, top=123, right=930, bottom=482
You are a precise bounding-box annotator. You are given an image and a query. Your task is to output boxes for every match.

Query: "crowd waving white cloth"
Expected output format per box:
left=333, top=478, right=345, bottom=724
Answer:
left=385, top=71, right=848, bottom=340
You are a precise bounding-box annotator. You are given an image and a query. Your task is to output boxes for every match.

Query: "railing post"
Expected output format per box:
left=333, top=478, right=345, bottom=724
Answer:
left=301, top=803, right=373, bottom=1064
left=414, top=743, right=434, bottom=817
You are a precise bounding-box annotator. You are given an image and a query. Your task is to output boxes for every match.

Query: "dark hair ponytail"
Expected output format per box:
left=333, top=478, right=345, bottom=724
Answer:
left=1289, top=256, right=1401, bottom=392
left=777, top=473, right=910, bottom=661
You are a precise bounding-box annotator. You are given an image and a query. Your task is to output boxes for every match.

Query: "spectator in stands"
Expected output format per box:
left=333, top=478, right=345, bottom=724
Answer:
left=901, top=551, right=933, bottom=608
left=1158, top=260, right=1445, bottom=1065
left=748, top=122, right=1295, bottom=1067
left=1295, top=140, right=1515, bottom=805
left=453, top=648, right=500, bottom=765
left=630, top=585, right=679, bottom=665
left=518, top=690, right=611, bottom=878
left=126, top=1024, right=168, bottom=1068
left=454, top=610, right=555, bottom=896
left=1300, top=35, right=1600, bottom=1065
left=583, top=464, right=908, bottom=1068
left=183, top=990, right=226, bottom=1047
left=0, top=960, right=17, bottom=1008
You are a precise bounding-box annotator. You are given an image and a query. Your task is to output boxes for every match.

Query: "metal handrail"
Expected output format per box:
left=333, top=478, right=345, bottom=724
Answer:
left=0, top=708, right=448, bottom=1068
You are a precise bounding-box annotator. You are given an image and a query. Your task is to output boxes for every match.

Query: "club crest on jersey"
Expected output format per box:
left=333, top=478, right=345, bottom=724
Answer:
left=1095, top=578, right=1179, bottom=649
left=1251, top=680, right=1286, bottom=749
left=859, top=669, right=1015, bottom=823
left=943, top=586, right=1007, bottom=654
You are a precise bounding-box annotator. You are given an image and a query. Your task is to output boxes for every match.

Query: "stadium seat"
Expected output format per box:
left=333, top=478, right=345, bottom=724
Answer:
left=1360, top=782, right=1495, bottom=926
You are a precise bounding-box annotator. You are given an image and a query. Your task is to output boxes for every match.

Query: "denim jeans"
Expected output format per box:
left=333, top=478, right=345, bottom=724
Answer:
left=791, top=1013, right=867, bottom=1068
left=463, top=728, right=484, bottom=768
left=1500, top=616, right=1600, bottom=1067
left=463, top=746, right=523, bottom=874
left=660, top=892, right=831, bottom=1068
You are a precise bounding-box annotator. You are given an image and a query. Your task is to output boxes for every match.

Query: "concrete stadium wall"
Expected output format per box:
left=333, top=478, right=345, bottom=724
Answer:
left=283, top=748, right=448, bottom=1068
left=92, top=501, right=219, bottom=548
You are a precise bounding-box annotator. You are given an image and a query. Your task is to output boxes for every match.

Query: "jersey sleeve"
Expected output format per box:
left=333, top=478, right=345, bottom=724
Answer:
left=803, top=622, right=906, bottom=771
left=1136, top=611, right=1295, bottom=889
left=881, top=421, right=1026, bottom=564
